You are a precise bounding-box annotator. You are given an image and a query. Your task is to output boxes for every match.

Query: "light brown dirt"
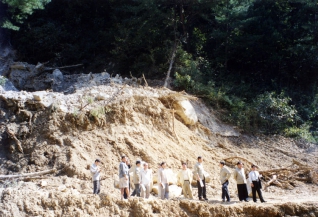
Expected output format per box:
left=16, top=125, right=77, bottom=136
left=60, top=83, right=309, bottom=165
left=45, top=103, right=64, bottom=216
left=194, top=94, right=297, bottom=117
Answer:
left=0, top=84, right=317, bottom=217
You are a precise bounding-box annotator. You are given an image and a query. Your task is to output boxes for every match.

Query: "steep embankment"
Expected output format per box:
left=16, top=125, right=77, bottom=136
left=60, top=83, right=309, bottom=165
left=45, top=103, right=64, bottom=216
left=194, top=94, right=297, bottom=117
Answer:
left=0, top=72, right=318, bottom=216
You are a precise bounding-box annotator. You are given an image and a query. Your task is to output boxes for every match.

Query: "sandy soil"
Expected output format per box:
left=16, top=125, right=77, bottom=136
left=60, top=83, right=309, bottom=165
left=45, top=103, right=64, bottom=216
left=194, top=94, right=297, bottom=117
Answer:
left=0, top=83, right=317, bottom=217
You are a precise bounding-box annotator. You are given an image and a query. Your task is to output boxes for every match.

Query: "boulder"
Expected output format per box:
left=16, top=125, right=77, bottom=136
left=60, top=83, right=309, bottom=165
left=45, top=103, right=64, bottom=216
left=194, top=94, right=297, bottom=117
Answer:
left=53, top=69, right=63, bottom=81
left=203, top=171, right=211, bottom=183
left=114, top=175, right=120, bottom=189
left=173, top=100, right=198, bottom=125
left=152, top=185, right=159, bottom=195
left=247, top=179, right=259, bottom=198
left=52, top=69, right=64, bottom=92
left=153, top=169, right=177, bottom=185
left=58, top=185, right=67, bottom=192
left=41, top=181, right=48, bottom=187
left=0, top=76, right=18, bottom=92
left=168, top=185, right=182, bottom=198
left=95, top=93, right=110, bottom=101
left=167, top=169, right=178, bottom=185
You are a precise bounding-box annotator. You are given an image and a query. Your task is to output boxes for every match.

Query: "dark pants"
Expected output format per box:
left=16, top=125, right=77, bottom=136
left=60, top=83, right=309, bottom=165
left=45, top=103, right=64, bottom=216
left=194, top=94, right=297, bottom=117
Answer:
left=222, top=180, right=230, bottom=201
left=93, top=180, right=100, bottom=194
left=252, top=181, right=265, bottom=202
left=197, top=178, right=206, bottom=199
left=131, top=184, right=140, bottom=197
left=237, top=184, right=248, bottom=201
left=124, top=177, right=130, bottom=199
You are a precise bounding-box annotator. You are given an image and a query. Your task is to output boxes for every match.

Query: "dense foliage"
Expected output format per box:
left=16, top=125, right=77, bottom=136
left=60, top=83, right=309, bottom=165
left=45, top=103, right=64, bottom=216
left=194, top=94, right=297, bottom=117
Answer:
left=0, top=0, right=50, bottom=30
left=4, top=0, right=318, bottom=142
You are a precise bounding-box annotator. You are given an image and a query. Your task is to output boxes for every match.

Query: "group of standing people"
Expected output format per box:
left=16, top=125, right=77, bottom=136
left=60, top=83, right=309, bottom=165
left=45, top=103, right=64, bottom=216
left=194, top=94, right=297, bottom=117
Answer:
left=90, top=156, right=266, bottom=203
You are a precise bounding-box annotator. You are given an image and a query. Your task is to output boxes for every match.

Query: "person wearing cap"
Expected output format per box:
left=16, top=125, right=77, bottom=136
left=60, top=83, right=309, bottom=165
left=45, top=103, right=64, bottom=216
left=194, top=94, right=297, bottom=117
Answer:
left=249, top=165, right=266, bottom=203
left=131, top=160, right=142, bottom=197
left=119, top=156, right=130, bottom=200
left=90, top=159, right=101, bottom=194
left=177, top=162, right=193, bottom=199
left=193, top=156, right=208, bottom=201
left=158, top=162, right=169, bottom=200
left=233, top=161, right=249, bottom=202
left=219, top=161, right=231, bottom=202
left=140, top=163, right=153, bottom=199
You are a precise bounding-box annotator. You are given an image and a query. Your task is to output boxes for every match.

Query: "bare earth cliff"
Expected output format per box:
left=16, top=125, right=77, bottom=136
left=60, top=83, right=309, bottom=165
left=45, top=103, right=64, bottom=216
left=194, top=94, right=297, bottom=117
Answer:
left=0, top=65, right=318, bottom=217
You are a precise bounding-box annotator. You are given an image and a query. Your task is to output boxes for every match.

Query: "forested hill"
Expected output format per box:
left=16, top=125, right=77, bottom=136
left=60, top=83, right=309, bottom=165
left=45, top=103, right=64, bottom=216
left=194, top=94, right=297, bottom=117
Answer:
left=1, top=0, right=318, bottom=142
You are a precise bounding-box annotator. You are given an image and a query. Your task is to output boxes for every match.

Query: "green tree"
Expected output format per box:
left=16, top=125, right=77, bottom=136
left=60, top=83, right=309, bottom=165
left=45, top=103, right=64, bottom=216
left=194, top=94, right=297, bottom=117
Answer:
left=1, top=0, right=50, bottom=30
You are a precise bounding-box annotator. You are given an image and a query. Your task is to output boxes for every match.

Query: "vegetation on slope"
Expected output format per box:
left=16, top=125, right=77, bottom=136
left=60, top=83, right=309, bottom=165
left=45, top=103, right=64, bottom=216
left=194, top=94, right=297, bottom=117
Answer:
left=2, top=0, right=318, bottom=142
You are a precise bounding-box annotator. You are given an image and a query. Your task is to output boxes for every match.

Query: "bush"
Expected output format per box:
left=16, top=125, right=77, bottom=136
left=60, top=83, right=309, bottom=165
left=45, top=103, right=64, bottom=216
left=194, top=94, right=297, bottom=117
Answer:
left=284, top=123, right=316, bottom=143
left=254, top=92, right=298, bottom=133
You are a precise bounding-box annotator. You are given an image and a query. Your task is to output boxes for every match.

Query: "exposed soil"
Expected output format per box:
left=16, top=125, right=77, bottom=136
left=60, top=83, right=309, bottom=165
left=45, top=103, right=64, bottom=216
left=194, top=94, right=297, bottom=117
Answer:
left=0, top=81, right=317, bottom=217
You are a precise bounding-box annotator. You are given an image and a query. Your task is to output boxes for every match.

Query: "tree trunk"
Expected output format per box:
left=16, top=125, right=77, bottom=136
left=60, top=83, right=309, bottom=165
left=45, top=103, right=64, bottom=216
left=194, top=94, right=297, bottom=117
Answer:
left=164, top=42, right=178, bottom=88
left=0, top=168, right=57, bottom=180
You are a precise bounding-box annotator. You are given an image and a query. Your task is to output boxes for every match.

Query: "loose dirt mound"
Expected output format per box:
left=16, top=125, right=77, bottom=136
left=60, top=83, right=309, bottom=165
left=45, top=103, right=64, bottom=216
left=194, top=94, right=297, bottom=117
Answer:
left=0, top=83, right=317, bottom=217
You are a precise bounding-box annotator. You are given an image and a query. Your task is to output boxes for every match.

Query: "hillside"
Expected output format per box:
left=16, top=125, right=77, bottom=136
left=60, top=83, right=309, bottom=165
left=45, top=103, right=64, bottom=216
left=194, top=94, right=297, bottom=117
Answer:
left=0, top=70, right=318, bottom=217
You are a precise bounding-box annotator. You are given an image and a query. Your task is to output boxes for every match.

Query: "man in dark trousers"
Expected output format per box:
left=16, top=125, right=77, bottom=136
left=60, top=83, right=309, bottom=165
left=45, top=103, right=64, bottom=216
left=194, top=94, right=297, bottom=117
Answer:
left=233, top=162, right=249, bottom=202
left=90, top=159, right=101, bottom=194
left=193, top=156, right=208, bottom=201
left=131, top=160, right=141, bottom=197
left=248, top=165, right=266, bottom=203
left=219, top=161, right=231, bottom=202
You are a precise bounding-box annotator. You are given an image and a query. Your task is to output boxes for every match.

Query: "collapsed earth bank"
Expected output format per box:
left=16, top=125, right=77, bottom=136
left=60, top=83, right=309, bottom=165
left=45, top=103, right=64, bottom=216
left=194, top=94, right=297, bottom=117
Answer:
left=0, top=67, right=317, bottom=217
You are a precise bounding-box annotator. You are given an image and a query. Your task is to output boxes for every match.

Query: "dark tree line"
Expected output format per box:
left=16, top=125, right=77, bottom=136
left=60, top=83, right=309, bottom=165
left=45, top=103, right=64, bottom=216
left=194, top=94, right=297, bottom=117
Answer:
left=2, top=0, right=318, bottom=141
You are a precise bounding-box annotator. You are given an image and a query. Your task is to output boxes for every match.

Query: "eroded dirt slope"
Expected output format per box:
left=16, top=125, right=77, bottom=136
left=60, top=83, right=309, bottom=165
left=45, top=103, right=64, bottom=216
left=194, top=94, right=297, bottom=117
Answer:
left=0, top=83, right=317, bottom=217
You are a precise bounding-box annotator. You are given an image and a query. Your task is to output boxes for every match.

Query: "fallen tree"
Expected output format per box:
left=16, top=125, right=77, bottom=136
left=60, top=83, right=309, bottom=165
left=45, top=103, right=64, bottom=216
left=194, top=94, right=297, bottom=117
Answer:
left=223, top=157, right=318, bottom=189
left=259, top=159, right=317, bottom=189
left=0, top=168, right=57, bottom=180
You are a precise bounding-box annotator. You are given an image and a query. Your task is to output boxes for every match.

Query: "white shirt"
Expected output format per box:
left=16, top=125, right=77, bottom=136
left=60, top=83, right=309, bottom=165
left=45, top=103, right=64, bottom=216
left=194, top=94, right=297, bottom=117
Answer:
left=160, top=169, right=168, bottom=184
left=182, top=170, right=189, bottom=180
left=90, top=163, right=100, bottom=181
left=248, top=170, right=260, bottom=183
left=140, top=169, right=152, bottom=185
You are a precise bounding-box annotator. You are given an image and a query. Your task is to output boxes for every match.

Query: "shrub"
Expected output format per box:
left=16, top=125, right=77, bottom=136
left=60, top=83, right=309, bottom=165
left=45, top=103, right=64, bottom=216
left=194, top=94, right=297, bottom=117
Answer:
left=254, top=92, right=298, bottom=133
left=284, top=123, right=316, bottom=143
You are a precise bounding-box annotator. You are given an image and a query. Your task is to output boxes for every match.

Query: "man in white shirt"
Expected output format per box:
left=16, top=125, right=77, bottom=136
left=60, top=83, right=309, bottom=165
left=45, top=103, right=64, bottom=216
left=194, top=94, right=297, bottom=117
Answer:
left=140, top=163, right=153, bottom=199
left=248, top=165, right=266, bottom=203
left=90, top=159, right=101, bottom=194
left=131, top=161, right=141, bottom=197
left=158, top=162, right=169, bottom=200
left=193, top=156, right=208, bottom=201
left=177, top=162, right=193, bottom=199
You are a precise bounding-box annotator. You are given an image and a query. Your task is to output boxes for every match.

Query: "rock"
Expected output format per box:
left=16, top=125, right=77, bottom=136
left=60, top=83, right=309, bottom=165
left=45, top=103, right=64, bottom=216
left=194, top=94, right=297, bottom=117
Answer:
left=35, top=62, right=45, bottom=70
left=246, top=179, right=259, bottom=198
left=53, top=69, right=63, bottom=81
left=168, top=185, right=182, bottom=198
left=203, top=171, right=211, bottom=183
left=173, top=100, right=198, bottom=125
left=114, top=175, right=120, bottom=189
left=0, top=76, right=18, bottom=91
left=191, top=100, right=240, bottom=137
left=153, top=169, right=177, bottom=185
left=41, top=181, right=48, bottom=187
left=33, top=92, right=45, bottom=101
left=167, top=169, right=178, bottom=185
left=52, top=69, right=64, bottom=92
left=58, top=185, right=67, bottom=192
left=152, top=185, right=159, bottom=194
